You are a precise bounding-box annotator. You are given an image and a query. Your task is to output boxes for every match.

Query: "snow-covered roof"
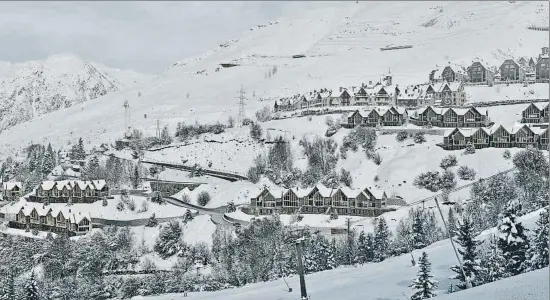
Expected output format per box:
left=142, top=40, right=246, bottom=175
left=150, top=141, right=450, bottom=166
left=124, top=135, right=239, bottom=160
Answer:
left=92, top=180, right=107, bottom=190
left=339, top=186, right=360, bottom=198
left=3, top=182, right=22, bottom=191
left=40, top=181, right=56, bottom=191
left=290, top=187, right=311, bottom=198
left=367, top=187, right=385, bottom=199
left=315, top=184, right=334, bottom=197
left=51, top=165, right=64, bottom=176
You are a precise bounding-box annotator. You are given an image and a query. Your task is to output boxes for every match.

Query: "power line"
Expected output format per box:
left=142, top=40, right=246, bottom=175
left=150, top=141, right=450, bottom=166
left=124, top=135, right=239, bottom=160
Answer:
left=235, top=85, right=247, bottom=127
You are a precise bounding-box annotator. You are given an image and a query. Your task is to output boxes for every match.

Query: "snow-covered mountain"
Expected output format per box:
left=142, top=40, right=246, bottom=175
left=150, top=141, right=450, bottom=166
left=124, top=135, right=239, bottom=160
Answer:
left=0, top=1, right=547, bottom=156
left=0, top=53, right=153, bottom=131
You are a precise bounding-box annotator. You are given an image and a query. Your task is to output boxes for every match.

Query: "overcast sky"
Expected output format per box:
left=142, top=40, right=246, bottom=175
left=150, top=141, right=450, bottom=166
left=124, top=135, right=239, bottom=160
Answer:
left=0, top=1, right=315, bottom=74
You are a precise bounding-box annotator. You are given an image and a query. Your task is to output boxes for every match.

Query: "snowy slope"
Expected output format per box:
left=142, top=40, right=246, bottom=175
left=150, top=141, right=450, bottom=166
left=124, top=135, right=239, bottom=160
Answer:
left=0, top=53, right=153, bottom=131
left=136, top=209, right=548, bottom=300
left=0, top=1, right=546, bottom=158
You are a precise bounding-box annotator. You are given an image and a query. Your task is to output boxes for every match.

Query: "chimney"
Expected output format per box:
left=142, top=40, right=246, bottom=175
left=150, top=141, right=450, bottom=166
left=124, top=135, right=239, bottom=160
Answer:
left=542, top=47, right=549, bottom=55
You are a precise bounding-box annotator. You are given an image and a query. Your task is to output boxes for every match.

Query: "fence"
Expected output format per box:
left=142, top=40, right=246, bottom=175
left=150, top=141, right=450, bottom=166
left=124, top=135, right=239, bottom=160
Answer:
left=467, top=98, right=549, bottom=107
left=527, top=26, right=549, bottom=31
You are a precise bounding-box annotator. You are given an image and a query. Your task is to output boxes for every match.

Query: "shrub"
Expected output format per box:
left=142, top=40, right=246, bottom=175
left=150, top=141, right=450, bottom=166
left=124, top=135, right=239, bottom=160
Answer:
left=396, top=131, right=408, bottom=142
left=414, top=132, right=426, bottom=144
left=227, top=116, right=235, bottom=128
left=138, top=200, right=149, bottom=213
left=146, top=213, right=158, bottom=227
left=250, top=123, right=262, bottom=140
left=127, top=198, right=136, bottom=211
left=116, top=200, right=125, bottom=211
left=374, top=175, right=380, bottom=182
left=255, top=106, right=273, bottom=123
left=439, top=154, right=458, bottom=170
left=150, top=191, right=165, bottom=205
left=413, top=171, right=442, bottom=192
left=197, top=191, right=211, bottom=206
left=340, top=168, right=353, bottom=187
left=457, top=166, right=476, bottom=180
left=181, top=194, right=190, bottom=203
left=31, top=228, right=39, bottom=236
left=102, top=198, right=108, bottom=207
left=463, top=143, right=475, bottom=155
left=247, top=166, right=261, bottom=183
left=154, top=220, right=183, bottom=259
left=372, top=152, right=382, bottom=165
left=502, top=149, right=511, bottom=160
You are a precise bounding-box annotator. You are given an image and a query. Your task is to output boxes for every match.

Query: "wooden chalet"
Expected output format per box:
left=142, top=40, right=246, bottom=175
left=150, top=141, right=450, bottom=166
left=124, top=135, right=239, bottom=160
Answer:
left=467, top=62, right=494, bottom=84
left=536, top=55, right=549, bottom=80
left=2, top=182, right=22, bottom=202
left=353, top=87, right=370, bottom=105
left=0, top=202, right=92, bottom=236
left=433, top=82, right=466, bottom=107
left=346, top=106, right=408, bottom=128
left=30, top=180, right=109, bottom=204
left=250, top=184, right=394, bottom=217
left=521, top=102, right=549, bottom=123
left=499, top=59, right=526, bottom=81
left=410, top=106, right=489, bottom=128
left=429, top=65, right=466, bottom=83
left=439, top=124, right=548, bottom=150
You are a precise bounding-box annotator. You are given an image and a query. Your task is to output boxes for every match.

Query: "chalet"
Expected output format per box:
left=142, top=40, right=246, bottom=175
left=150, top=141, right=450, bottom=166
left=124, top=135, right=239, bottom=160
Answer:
left=434, top=82, right=466, bottom=106
left=30, top=180, right=109, bottom=204
left=250, top=184, right=394, bottom=217
left=429, top=65, right=466, bottom=83
left=346, top=106, right=408, bottom=128
left=0, top=201, right=92, bottom=236
left=397, top=85, right=422, bottom=107
left=439, top=124, right=548, bottom=150
left=499, top=59, right=526, bottom=81
left=518, top=57, right=528, bottom=68
left=467, top=62, right=494, bottom=84
left=411, top=106, right=489, bottom=128
left=521, top=102, right=549, bottom=123
left=353, top=87, right=370, bottom=105
left=536, top=55, right=549, bottom=80
left=337, top=89, right=352, bottom=106
left=367, top=85, right=399, bottom=106
left=417, top=84, right=436, bottom=106
left=2, top=182, right=22, bottom=202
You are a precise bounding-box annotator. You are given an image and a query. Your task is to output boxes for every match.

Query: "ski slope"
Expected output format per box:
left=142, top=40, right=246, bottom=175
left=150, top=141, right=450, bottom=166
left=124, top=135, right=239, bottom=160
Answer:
left=135, top=209, right=548, bottom=300
left=0, top=1, right=547, bottom=159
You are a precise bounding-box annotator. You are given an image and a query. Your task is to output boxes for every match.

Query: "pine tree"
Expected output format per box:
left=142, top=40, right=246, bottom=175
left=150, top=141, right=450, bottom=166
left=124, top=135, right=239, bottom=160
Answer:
left=25, top=271, right=40, bottom=300
left=450, top=218, right=482, bottom=290
left=497, top=201, right=530, bottom=276
left=160, top=126, right=172, bottom=145
left=374, top=218, right=392, bottom=262
left=411, top=210, right=427, bottom=249
left=146, top=213, right=159, bottom=227
left=327, top=238, right=338, bottom=269
left=447, top=207, right=458, bottom=238
left=132, top=165, right=140, bottom=189
left=0, top=269, right=15, bottom=300
left=355, top=231, right=368, bottom=264
left=531, top=207, right=549, bottom=270
left=481, top=235, right=509, bottom=283
left=77, top=137, right=86, bottom=160
left=183, top=209, right=194, bottom=223
left=41, top=144, right=55, bottom=174
left=410, top=252, right=438, bottom=300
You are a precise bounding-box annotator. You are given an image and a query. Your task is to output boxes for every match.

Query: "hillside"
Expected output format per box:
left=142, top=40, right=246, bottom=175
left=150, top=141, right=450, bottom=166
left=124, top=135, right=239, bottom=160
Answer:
left=0, top=53, right=153, bottom=132
left=135, top=209, right=549, bottom=300
left=0, top=1, right=547, bottom=158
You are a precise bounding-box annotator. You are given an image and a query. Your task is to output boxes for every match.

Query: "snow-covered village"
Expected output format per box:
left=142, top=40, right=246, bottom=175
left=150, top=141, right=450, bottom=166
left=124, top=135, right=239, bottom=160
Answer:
left=0, top=1, right=548, bottom=300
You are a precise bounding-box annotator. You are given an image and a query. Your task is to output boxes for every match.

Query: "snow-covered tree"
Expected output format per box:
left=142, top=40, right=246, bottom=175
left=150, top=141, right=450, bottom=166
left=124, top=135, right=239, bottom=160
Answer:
left=339, top=168, right=353, bottom=187
left=439, top=155, right=458, bottom=170
left=469, top=173, right=517, bottom=231
left=154, top=220, right=183, bottom=259
left=160, top=126, right=172, bottom=145
left=512, top=147, right=549, bottom=209
left=447, top=207, right=458, bottom=238
left=463, top=142, right=475, bottom=155
left=249, top=123, right=262, bottom=140
left=411, top=210, right=428, bottom=249
left=480, top=234, right=509, bottom=284
left=41, top=144, right=55, bottom=174
left=413, top=171, right=442, bottom=192
left=197, top=191, right=211, bottom=206
left=25, top=271, right=40, bottom=300
left=355, top=231, right=368, bottom=264
left=414, top=132, right=426, bottom=144
left=457, top=166, right=476, bottom=180
left=183, top=209, right=194, bottom=223
left=530, top=207, right=549, bottom=270
left=146, top=213, right=158, bottom=227
left=497, top=201, right=530, bottom=276
left=132, top=165, right=140, bottom=189
left=226, top=201, right=236, bottom=213
left=410, top=252, right=438, bottom=300
left=374, top=218, right=392, bottom=262
left=450, top=218, right=482, bottom=290
left=502, top=149, right=511, bottom=160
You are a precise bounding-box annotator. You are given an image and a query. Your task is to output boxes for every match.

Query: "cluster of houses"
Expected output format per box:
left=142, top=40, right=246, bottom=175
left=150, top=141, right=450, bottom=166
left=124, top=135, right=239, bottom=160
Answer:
left=520, top=102, right=549, bottom=124
left=0, top=179, right=110, bottom=235
left=345, top=105, right=491, bottom=128
left=0, top=201, right=92, bottom=236
left=250, top=184, right=395, bottom=217
left=440, top=124, right=549, bottom=150
left=273, top=47, right=549, bottom=113
left=430, top=47, right=550, bottom=84
left=274, top=74, right=468, bottom=112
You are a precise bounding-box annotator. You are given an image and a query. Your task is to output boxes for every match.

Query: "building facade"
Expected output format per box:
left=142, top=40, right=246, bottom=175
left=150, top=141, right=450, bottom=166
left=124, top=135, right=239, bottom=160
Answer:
left=439, top=125, right=548, bottom=150
left=250, top=184, right=395, bottom=217
left=346, top=106, right=408, bottom=127
left=2, top=182, right=22, bottom=202
left=521, top=103, right=549, bottom=123
left=410, top=106, right=490, bottom=128
left=29, top=180, right=109, bottom=203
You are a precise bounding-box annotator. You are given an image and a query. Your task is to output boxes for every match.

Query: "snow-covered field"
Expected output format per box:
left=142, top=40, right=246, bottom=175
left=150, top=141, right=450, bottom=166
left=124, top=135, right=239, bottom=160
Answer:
left=135, top=209, right=548, bottom=300
left=0, top=1, right=546, bottom=161
left=464, top=83, right=549, bottom=104
left=171, top=181, right=258, bottom=208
